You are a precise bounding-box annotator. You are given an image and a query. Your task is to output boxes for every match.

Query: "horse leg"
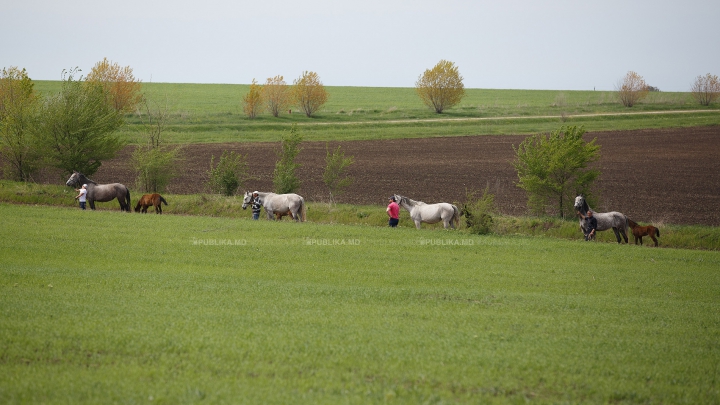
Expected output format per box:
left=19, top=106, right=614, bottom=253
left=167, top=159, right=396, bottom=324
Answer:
left=415, top=220, right=422, bottom=230
left=612, top=227, right=622, bottom=244
left=650, top=233, right=658, bottom=247
left=89, top=200, right=96, bottom=210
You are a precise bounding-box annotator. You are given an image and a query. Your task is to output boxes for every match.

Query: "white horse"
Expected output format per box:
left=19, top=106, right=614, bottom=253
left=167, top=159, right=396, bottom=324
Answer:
left=242, top=191, right=306, bottom=222
left=574, top=195, right=629, bottom=243
left=393, top=194, right=461, bottom=229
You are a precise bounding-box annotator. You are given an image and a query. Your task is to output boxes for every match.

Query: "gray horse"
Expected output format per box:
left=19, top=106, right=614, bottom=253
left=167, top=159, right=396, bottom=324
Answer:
left=393, top=194, right=461, bottom=229
left=574, top=195, right=629, bottom=243
left=242, top=191, right=306, bottom=221
left=66, top=171, right=131, bottom=212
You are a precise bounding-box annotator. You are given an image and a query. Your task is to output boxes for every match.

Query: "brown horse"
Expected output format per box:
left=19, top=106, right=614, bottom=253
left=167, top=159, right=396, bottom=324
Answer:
left=274, top=210, right=293, bottom=220
left=135, top=193, right=168, bottom=214
left=627, top=218, right=660, bottom=246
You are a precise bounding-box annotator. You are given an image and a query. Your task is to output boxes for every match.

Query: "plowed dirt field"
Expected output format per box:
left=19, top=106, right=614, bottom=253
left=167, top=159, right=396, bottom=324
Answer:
left=57, top=126, right=720, bottom=226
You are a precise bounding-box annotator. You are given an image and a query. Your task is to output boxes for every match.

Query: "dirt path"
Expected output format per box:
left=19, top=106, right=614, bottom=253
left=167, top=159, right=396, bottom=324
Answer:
left=68, top=126, right=720, bottom=226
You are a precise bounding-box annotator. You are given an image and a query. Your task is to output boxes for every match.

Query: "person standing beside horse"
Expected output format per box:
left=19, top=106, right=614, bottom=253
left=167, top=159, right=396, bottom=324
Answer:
left=251, top=191, right=262, bottom=220
left=387, top=196, right=400, bottom=227
left=74, top=184, right=87, bottom=210
left=578, top=210, right=597, bottom=241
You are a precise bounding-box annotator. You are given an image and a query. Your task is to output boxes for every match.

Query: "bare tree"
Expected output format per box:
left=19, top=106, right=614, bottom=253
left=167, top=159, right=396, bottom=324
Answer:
left=615, top=71, right=648, bottom=107
left=691, top=73, right=720, bottom=106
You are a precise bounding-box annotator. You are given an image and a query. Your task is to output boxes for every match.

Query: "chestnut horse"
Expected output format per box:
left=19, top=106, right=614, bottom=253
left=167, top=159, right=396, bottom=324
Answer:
left=274, top=210, right=293, bottom=220
left=135, top=193, right=168, bottom=214
left=627, top=218, right=660, bottom=246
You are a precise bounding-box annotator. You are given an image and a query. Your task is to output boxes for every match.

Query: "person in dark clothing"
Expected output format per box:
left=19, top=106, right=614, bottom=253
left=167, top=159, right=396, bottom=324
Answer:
left=251, top=191, right=262, bottom=220
left=580, top=210, right=597, bottom=241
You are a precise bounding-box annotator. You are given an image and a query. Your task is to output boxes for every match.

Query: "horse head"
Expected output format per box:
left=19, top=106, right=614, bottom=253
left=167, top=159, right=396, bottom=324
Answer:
left=241, top=191, right=253, bottom=210
left=574, top=195, right=586, bottom=214
left=66, top=171, right=82, bottom=187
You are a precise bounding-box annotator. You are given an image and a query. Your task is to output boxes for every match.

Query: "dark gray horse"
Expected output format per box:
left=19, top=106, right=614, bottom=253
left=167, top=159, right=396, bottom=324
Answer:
left=66, top=171, right=131, bottom=212
left=574, top=195, right=629, bottom=244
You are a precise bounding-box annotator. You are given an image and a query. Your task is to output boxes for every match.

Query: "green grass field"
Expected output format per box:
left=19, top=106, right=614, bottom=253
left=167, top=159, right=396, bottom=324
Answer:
left=32, top=81, right=720, bottom=143
left=2, top=181, right=718, bottom=251
left=1, top=204, right=719, bottom=404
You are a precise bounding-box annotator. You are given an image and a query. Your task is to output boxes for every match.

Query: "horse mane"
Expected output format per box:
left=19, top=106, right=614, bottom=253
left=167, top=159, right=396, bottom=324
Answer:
left=627, top=218, right=638, bottom=228
left=398, top=195, right=423, bottom=206
left=582, top=198, right=591, bottom=214
left=76, top=172, right=97, bottom=185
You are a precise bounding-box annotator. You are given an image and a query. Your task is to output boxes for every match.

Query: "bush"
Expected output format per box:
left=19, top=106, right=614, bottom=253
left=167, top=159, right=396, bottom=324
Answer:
left=273, top=125, right=302, bottom=194
left=131, top=145, right=181, bottom=193
left=461, top=188, right=496, bottom=235
left=207, top=151, right=248, bottom=196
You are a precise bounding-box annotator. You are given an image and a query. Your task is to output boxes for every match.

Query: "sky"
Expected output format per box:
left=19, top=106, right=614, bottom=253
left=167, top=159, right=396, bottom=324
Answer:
left=3, top=0, right=719, bottom=91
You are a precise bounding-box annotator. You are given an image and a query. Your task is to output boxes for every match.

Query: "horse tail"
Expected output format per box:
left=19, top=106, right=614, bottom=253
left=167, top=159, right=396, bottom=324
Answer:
left=656, top=227, right=660, bottom=237
left=300, top=198, right=307, bottom=222
left=160, top=196, right=168, bottom=205
left=452, top=205, right=461, bottom=228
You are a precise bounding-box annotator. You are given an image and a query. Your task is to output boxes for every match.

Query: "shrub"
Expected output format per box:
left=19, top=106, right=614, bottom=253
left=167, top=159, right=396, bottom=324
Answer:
left=207, top=151, right=248, bottom=196
left=273, top=124, right=302, bottom=194
left=615, top=71, right=649, bottom=107
left=691, top=73, right=720, bottom=106
left=461, top=187, right=496, bottom=235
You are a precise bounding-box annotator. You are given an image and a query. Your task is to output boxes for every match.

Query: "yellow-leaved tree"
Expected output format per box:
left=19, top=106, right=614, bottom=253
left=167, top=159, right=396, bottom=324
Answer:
left=85, top=57, right=143, bottom=113
left=262, top=75, right=291, bottom=117
left=242, top=79, right=264, bottom=119
left=292, top=71, right=328, bottom=117
left=615, top=71, right=648, bottom=107
left=415, top=60, right=465, bottom=113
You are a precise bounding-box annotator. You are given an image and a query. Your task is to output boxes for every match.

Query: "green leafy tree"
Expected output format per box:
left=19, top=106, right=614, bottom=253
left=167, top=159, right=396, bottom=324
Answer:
left=35, top=68, right=125, bottom=176
left=415, top=60, right=465, bottom=113
left=0, top=67, right=41, bottom=181
left=513, top=125, right=600, bottom=218
left=323, top=144, right=354, bottom=204
left=131, top=100, right=182, bottom=192
left=292, top=71, right=328, bottom=117
left=207, top=150, right=248, bottom=196
left=242, top=79, right=263, bottom=119
left=273, top=124, right=302, bottom=194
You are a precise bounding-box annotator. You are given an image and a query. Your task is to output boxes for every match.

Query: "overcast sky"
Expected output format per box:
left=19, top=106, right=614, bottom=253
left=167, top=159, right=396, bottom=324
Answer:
left=3, top=0, right=718, bottom=91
